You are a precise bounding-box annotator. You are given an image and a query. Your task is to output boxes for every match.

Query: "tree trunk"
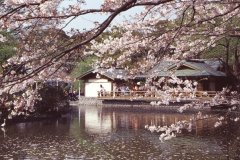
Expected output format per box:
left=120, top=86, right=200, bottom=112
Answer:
left=234, top=46, right=240, bottom=78
left=225, top=39, right=230, bottom=67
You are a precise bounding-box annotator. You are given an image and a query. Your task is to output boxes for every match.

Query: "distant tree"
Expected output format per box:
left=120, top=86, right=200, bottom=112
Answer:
left=70, top=55, right=97, bottom=90
left=0, top=31, right=17, bottom=72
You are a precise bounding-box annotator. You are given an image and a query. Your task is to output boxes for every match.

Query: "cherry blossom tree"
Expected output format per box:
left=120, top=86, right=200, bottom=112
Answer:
left=1, top=0, right=240, bottom=119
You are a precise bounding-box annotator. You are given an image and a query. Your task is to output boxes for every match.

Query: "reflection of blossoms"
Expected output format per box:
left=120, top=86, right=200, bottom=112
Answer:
left=214, top=121, right=222, bottom=128
left=145, top=120, right=193, bottom=142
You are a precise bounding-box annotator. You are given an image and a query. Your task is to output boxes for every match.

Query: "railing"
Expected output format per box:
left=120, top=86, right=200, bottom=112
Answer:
left=98, top=90, right=217, bottom=100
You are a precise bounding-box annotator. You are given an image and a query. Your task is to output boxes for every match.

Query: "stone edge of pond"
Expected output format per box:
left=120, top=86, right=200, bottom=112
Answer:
left=73, top=97, right=238, bottom=114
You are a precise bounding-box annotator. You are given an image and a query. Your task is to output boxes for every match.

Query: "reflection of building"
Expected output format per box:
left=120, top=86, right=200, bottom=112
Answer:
left=83, top=107, right=114, bottom=134
left=113, top=112, right=193, bottom=130
left=77, top=106, right=219, bottom=136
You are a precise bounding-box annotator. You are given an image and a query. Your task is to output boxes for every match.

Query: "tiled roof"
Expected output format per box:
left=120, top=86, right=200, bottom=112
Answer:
left=77, top=68, right=129, bottom=80
left=78, top=59, right=226, bottom=80
left=96, top=68, right=129, bottom=80
left=147, top=59, right=226, bottom=77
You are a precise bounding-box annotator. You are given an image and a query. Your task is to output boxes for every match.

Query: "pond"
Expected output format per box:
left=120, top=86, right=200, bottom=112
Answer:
left=0, top=105, right=240, bottom=159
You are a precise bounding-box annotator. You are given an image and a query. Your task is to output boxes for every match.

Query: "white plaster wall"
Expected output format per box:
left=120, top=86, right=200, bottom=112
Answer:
left=85, top=79, right=112, bottom=97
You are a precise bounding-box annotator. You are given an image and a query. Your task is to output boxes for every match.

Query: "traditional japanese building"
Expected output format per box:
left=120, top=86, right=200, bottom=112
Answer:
left=78, top=59, right=228, bottom=97
left=148, top=59, right=227, bottom=91
left=77, top=68, right=128, bottom=97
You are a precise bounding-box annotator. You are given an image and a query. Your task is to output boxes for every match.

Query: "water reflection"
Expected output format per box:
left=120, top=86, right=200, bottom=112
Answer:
left=76, top=106, right=224, bottom=136
left=0, top=105, right=239, bottom=159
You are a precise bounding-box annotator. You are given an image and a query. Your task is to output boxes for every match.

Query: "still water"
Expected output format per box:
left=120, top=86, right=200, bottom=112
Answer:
left=0, top=105, right=240, bottom=160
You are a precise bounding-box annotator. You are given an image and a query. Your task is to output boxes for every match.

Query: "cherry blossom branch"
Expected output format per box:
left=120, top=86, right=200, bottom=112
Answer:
left=1, top=0, right=140, bottom=85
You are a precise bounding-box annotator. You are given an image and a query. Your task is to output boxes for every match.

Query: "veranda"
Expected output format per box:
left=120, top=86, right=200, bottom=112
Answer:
left=97, top=90, right=217, bottom=102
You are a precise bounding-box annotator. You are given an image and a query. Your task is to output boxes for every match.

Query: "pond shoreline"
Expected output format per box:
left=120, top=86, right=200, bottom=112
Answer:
left=74, top=97, right=239, bottom=114
left=74, top=97, right=233, bottom=112
left=76, top=97, right=197, bottom=106
left=77, top=97, right=203, bottom=106
left=0, top=107, right=72, bottom=125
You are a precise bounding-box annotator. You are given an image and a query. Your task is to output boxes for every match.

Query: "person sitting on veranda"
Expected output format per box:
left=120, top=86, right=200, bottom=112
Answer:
left=99, top=84, right=106, bottom=97
left=124, top=86, right=130, bottom=95
left=120, top=86, right=129, bottom=96
left=134, top=85, right=139, bottom=91
left=133, top=85, right=139, bottom=96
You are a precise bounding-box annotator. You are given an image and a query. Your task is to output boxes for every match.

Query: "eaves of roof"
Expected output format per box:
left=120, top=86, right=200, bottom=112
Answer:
left=76, top=69, right=94, bottom=80
left=77, top=68, right=128, bottom=80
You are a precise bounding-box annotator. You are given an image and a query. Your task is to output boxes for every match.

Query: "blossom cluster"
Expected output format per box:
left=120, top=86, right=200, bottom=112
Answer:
left=145, top=119, right=193, bottom=142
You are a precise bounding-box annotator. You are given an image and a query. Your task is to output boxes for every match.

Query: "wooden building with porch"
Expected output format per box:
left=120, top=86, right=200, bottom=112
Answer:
left=148, top=59, right=227, bottom=91
left=77, top=68, right=128, bottom=97
left=78, top=59, right=228, bottom=99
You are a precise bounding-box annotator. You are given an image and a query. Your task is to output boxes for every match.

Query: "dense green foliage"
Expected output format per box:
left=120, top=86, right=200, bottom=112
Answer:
left=70, top=55, right=97, bottom=90
left=0, top=31, right=17, bottom=72
left=34, top=84, right=70, bottom=114
left=201, top=37, right=240, bottom=64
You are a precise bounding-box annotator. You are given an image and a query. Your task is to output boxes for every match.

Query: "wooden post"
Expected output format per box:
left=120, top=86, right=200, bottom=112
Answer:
left=78, top=80, right=81, bottom=103
left=113, top=84, right=116, bottom=98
